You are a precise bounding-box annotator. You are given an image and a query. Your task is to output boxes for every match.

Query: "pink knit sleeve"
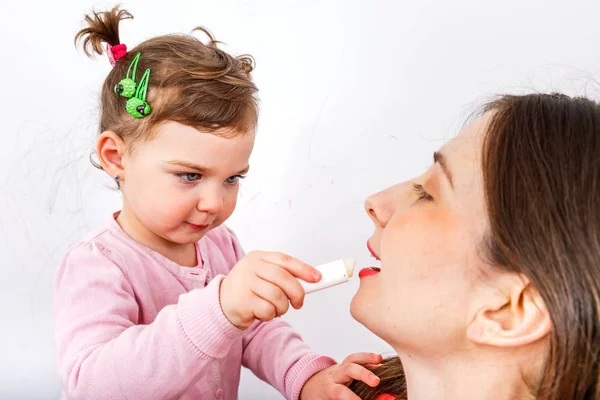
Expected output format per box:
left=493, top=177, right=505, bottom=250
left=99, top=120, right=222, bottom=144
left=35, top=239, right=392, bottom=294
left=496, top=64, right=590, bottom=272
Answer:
left=54, top=242, right=243, bottom=399
left=223, top=228, right=337, bottom=400
left=242, top=320, right=337, bottom=399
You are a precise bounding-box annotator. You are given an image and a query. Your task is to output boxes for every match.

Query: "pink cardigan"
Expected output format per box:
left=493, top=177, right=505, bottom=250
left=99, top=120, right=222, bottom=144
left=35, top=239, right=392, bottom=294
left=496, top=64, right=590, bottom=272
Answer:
left=54, top=217, right=336, bottom=399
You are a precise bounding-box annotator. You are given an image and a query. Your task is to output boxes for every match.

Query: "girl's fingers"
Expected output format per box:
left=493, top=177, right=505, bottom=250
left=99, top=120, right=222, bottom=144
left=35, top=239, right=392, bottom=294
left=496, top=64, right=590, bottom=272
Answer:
left=251, top=279, right=290, bottom=317
left=250, top=295, right=278, bottom=322
left=260, top=251, right=321, bottom=283
left=333, top=362, right=381, bottom=388
left=342, top=352, right=383, bottom=366
left=256, top=262, right=306, bottom=309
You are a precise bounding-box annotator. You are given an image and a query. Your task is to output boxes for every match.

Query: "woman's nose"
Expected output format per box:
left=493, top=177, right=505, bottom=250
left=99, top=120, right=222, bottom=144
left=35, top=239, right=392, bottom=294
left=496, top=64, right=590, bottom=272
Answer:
left=364, top=186, right=398, bottom=228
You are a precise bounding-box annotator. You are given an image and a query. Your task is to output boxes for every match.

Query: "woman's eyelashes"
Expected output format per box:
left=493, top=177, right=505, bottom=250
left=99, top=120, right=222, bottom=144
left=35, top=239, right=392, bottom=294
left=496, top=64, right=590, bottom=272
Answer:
left=412, top=183, right=433, bottom=201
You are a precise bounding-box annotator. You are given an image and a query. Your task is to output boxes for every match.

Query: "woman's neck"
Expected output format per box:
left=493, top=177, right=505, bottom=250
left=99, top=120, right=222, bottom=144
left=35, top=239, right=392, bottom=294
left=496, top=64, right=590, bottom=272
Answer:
left=116, top=200, right=197, bottom=267
left=395, top=347, right=534, bottom=400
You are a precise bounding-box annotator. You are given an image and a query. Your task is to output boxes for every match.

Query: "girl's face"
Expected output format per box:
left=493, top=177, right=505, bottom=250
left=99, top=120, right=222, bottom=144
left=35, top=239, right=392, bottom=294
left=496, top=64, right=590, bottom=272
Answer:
left=351, top=115, right=492, bottom=354
left=118, top=121, right=255, bottom=247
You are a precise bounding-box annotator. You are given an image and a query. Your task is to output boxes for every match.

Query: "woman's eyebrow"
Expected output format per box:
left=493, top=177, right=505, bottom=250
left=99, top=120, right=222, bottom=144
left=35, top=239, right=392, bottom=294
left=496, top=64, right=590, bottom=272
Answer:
left=434, top=151, right=454, bottom=189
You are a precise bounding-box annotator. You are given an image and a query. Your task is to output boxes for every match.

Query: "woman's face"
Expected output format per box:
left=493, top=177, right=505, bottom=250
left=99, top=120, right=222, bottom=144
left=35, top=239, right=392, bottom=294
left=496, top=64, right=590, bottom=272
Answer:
left=351, top=114, right=494, bottom=354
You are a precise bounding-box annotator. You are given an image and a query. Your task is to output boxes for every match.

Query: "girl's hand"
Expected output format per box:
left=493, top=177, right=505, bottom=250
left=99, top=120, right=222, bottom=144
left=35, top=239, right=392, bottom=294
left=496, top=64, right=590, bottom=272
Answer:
left=219, top=251, right=321, bottom=330
left=300, top=353, right=383, bottom=400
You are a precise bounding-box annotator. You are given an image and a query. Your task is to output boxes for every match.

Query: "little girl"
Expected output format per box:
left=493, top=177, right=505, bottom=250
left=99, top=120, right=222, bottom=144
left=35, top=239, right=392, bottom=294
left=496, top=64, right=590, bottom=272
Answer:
left=54, top=6, right=381, bottom=400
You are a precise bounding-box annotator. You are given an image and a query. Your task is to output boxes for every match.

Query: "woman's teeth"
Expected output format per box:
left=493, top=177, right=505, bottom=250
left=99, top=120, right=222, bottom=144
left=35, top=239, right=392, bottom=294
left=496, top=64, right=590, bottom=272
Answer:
left=371, top=258, right=381, bottom=271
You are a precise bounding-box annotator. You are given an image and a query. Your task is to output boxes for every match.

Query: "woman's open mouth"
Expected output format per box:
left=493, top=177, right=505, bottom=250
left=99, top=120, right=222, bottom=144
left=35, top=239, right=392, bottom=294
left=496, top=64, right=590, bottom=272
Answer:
left=360, top=241, right=381, bottom=278
left=367, top=241, right=380, bottom=260
left=358, top=267, right=381, bottom=278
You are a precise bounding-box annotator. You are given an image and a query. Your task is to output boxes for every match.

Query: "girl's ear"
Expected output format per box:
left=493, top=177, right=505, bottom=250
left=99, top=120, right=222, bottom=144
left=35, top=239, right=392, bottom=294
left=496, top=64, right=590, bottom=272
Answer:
left=97, top=131, right=126, bottom=181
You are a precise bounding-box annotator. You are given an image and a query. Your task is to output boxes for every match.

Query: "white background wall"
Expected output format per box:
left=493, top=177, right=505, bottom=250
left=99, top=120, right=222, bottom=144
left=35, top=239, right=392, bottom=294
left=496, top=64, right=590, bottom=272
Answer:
left=1, top=0, right=599, bottom=398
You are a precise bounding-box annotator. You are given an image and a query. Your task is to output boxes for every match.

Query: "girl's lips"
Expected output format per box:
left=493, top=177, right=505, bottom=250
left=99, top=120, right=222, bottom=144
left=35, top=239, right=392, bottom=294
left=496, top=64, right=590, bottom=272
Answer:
left=186, top=222, right=209, bottom=231
left=358, top=267, right=381, bottom=278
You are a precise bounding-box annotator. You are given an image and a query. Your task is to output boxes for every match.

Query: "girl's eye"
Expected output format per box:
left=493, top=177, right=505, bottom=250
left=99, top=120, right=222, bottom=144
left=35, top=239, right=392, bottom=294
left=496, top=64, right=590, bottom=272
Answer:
left=178, top=173, right=201, bottom=183
left=225, top=175, right=245, bottom=185
left=412, top=183, right=433, bottom=201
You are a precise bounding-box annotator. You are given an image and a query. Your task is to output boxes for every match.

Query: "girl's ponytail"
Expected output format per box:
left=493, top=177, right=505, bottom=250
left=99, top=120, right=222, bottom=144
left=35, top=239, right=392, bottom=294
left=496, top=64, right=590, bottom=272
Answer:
left=75, top=6, right=132, bottom=58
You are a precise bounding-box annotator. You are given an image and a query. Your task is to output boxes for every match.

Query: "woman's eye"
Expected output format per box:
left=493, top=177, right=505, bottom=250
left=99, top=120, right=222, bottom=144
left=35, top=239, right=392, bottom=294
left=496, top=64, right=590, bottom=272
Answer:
left=178, top=173, right=201, bottom=183
left=225, top=175, right=245, bottom=185
left=412, top=183, right=433, bottom=201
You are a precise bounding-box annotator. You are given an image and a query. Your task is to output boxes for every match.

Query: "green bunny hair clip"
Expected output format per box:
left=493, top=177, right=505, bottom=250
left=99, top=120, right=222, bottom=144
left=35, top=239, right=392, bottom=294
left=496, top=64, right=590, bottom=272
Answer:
left=113, top=52, right=152, bottom=119
left=114, top=53, right=141, bottom=98
left=125, top=68, right=152, bottom=118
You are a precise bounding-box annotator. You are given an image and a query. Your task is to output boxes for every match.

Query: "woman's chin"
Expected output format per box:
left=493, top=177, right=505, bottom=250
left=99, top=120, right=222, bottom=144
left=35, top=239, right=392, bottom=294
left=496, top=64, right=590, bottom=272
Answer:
left=350, top=288, right=377, bottom=328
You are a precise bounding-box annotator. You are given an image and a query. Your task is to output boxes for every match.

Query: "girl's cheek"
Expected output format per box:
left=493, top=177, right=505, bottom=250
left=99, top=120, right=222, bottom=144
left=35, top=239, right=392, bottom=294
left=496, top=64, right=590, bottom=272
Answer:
left=164, top=196, right=196, bottom=219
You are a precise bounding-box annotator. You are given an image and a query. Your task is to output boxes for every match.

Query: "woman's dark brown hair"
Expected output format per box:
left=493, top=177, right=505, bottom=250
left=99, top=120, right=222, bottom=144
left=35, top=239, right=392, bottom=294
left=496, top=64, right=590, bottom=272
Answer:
left=348, top=357, right=406, bottom=399
left=351, top=93, right=600, bottom=399
left=481, top=93, right=600, bottom=399
left=75, top=5, right=258, bottom=149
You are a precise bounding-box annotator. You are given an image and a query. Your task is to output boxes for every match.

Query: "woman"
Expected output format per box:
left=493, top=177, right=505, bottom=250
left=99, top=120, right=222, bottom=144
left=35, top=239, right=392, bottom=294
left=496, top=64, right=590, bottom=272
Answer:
left=349, top=93, right=600, bottom=399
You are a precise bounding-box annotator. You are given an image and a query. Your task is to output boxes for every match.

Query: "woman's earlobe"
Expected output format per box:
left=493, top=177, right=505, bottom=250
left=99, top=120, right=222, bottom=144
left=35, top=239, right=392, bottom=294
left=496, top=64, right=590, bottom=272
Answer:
left=467, top=279, right=551, bottom=347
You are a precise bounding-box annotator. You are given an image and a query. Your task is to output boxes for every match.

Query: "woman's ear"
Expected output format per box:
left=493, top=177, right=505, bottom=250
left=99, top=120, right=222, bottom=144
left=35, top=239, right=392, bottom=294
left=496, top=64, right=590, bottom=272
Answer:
left=97, top=131, right=126, bottom=181
left=467, top=275, right=551, bottom=347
